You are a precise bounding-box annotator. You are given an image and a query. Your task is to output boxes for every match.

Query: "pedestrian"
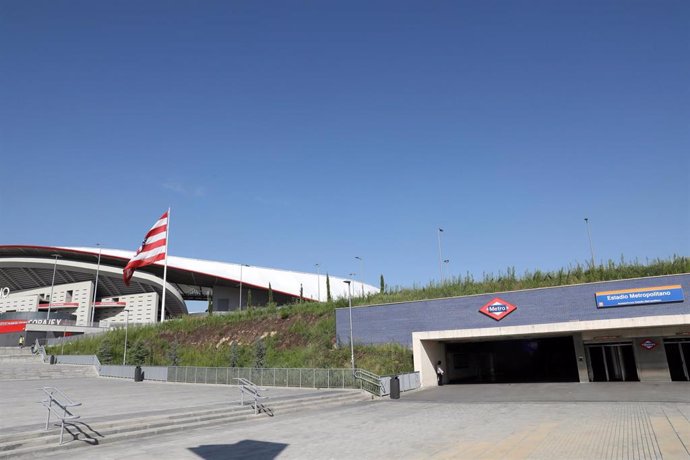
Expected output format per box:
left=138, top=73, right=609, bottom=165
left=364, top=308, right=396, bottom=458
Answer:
left=436, top=360, right=444, bottom=386
left=18, top=334, right=24, bottom=349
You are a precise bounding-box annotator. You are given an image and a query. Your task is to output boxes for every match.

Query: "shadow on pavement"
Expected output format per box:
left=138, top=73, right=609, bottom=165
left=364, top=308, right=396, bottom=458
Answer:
left=189, top=440, right=288, bottom=459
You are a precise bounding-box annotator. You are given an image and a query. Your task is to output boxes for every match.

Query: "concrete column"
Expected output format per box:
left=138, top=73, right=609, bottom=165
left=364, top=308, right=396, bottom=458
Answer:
left=633, top=337, right=671, bottom=382
left=413, top=337, right=445, bottom=387
left=572, top=333, right=590, bottom=383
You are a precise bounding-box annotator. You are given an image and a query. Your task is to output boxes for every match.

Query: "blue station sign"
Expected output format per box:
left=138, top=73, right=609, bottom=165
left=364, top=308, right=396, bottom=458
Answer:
left=595, top=285, right=684, bottom=308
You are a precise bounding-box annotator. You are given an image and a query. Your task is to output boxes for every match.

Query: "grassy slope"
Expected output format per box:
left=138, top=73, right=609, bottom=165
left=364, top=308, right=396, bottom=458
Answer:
left=50, top=256, right=688, bottom=375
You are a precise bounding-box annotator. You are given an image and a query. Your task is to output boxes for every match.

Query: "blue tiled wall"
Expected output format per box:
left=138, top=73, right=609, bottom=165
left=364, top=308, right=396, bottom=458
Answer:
left=335, top=274, right=690, bottom=347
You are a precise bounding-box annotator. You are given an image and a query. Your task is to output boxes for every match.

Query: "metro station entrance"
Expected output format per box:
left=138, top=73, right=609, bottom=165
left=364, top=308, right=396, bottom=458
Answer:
left=445, top=336, right=579, bottom=384
left=585, top=343, right=639, bottom=382
left=664, top=339, right=690, bottom=381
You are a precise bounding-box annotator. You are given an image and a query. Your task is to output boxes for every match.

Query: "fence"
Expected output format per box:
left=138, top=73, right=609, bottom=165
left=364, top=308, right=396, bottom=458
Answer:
left=168, top=367, right=359, bottom=389
left=100, top=365, right=168, bottom=381
left=41, top=351, right=422, bottom=396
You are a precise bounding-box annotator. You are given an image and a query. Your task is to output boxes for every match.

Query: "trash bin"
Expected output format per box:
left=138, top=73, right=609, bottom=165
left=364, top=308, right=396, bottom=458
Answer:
left=49, top=355, right=56, bottom=365
left=390, top=376, right=400, bottom=399
left=134, top=365, right=143, bottom=382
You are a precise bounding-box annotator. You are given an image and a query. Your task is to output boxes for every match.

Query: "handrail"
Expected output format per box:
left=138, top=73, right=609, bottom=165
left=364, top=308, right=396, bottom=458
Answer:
left=234, top=378, right=269, bottom=415
left=33, top=338, right=48, bottom=363
left=39, top=387, right=81, bottom=445
left=354, top=368, right=385, bottom=396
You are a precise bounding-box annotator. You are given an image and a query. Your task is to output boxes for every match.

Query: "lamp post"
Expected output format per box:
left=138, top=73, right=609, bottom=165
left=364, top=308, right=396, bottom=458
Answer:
left=584, top=218, right=595, bottom=269
left=355, top=256, right=364, bottom=297
left=437, top=228, right=444, bottom=284
left=238, top=264, right=249, bottom=311
left=90, top=244, right=102, bottom=326
left=343, top=280, right=355, bottom=375
left=47, top=254, right=61, bottom=322
left=123, top=309, right=130, bottom=365
left=315, top=263, right=321, bottom=301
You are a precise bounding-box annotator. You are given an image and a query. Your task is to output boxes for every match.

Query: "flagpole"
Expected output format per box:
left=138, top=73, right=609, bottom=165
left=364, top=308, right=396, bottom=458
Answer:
left=160, top=207, right=170, bottom=323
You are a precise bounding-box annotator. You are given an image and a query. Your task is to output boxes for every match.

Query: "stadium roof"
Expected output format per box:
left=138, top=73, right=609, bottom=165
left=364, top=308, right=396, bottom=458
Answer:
left=0, top=245, right=378, bottom=307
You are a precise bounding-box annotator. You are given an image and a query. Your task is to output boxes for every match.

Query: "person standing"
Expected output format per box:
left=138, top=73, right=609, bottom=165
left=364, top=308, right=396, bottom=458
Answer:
left=436, top=360, right=444, bottom=386
left=18, top=334, right=24, bottom=349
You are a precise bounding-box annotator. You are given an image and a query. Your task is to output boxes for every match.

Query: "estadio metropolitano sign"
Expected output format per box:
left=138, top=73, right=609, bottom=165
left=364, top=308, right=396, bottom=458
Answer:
left=595, top=285, right=684, bottom=308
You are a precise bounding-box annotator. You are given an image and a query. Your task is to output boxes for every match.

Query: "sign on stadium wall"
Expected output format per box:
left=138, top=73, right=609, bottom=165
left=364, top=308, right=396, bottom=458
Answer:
left=595, top=285, right=684, bottom=308
left=0, top=287, right=9, bottom=299
left=0, top=319, right=27, bottom=334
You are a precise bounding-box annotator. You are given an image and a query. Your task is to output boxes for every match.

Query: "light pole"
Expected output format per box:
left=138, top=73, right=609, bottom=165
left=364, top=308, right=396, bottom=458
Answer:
left=355, top=256, right=364, bottom=297
left=90, top=244, right=102, bottom=326
left=238, top=264, right=249, bottom=311
left=584, top=218, right=595, bottom=269
left=437, top=228, right=444, bottom=284
left=315, top=263, right=321, bottom=301
left=123, top=309, right=130, bottom=365
left=343, top=280, right=355, bottom=375
left=47, top=254, right=61, bottom=321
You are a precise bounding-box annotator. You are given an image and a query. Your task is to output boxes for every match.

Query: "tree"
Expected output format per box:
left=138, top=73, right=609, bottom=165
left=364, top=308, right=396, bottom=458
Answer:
left=207, top=295, right=213, bottom=316
left=229, top=342, right=239, bottom=368
left=268, top=283, right=274, bottom=305
left=380, top=274, right=385, bottom=294
left=299, top=284, right=303, bottom=303
left=254, top=339, right=266, bottom=368
left=130, top=339, right=150, bottom=365
left=247, top=289, right=253, bottom=309
left=97, top=338, right=113, bottom=364
left=326, top=274, right=332, bottom=302
left=167, top=342, right=180, bottom=366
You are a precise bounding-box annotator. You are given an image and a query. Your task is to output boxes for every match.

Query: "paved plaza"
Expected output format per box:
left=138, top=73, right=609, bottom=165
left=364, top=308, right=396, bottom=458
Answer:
left=0, top=368, right=687, bottom=459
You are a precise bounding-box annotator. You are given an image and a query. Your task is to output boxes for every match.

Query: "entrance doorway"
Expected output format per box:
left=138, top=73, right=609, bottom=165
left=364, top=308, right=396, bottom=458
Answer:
left=445, top=336, right=579, bottom=383
left=586, top=343, right=639, bottom=382
left=664, top=339, right=690, bottom=381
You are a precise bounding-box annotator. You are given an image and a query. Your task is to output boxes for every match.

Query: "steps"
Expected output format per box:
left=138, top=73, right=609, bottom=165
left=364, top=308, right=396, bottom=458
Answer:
left=0, top=351, right=97, bottom=381
left=0, top=390, right=370, bottom=458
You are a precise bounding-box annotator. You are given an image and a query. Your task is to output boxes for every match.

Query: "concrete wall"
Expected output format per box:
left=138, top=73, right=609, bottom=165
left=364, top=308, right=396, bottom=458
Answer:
left=413, top=339, right=445, bottom=387
left=633, top=337, right=672, bottom=382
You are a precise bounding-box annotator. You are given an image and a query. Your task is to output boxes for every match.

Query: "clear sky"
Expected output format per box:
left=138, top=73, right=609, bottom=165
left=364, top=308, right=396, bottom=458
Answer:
left=1, top=1, right=688, bottom=308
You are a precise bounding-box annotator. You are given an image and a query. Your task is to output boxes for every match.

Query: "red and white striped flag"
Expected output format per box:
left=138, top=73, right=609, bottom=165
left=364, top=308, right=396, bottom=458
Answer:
left=123, top=211, right=168, bottom=286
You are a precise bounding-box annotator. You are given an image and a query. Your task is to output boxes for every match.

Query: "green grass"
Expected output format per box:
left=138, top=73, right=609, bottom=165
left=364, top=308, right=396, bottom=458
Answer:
left=48, top=256, right=688, bottom=374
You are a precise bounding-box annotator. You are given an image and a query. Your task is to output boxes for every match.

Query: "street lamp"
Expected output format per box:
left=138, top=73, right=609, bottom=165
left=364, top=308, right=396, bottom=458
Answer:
left=584, top=218, right=595, bottom=269
left=343, top=280, right=355, bottom=375
left=90, top=243, right=102, bottom=326
left=123, top=309, right=131, bottom=365
left=437, top=228, right=445, bottom=284
left=238, top=264, right=250, bottom=311
left=47, top=254, right=62, bottom=321
left=355, top=256, right=364, bottom=297
left=315, top=263, right=321, bottom=301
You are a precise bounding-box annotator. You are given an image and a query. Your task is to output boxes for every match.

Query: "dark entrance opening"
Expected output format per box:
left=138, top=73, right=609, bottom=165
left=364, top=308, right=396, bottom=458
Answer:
left=585, top=343, right=639, bottom=382
left=664, top=339, right=690, bottom=382
left=446, top=336, right=579, bottom=384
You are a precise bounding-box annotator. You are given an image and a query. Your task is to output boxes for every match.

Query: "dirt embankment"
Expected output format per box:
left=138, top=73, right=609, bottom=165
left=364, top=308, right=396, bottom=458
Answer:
left=158, top=313, right=325, bottom=350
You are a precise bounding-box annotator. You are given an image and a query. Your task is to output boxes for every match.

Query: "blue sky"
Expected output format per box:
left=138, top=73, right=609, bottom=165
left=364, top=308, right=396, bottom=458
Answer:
left=1, top=1, right=688, bottom=306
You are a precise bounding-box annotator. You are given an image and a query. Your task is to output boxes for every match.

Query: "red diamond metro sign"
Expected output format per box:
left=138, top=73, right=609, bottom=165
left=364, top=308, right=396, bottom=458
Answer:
left=479, top=297, right=517, bottom=321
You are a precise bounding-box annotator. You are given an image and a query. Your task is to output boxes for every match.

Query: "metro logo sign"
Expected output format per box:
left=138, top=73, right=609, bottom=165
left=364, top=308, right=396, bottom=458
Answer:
left=640, top=339, right=657, bottom=350
left=479, top=298, right=517, bottom=321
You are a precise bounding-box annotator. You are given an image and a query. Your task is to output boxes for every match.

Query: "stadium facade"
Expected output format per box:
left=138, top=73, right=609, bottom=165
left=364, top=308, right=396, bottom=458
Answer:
left=336, top=273, right=690, bottom=386
left=0, top=245, right=378, bottom=346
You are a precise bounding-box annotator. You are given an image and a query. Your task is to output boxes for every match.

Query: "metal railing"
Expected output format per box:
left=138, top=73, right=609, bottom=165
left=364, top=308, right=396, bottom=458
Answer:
left=235, top=378, right=270, bottom=415
left=354, top=368, right=386, bottom=396
left=39, top=387, right=81, bottom=445
left=33, top=338, right=48, bottom=363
